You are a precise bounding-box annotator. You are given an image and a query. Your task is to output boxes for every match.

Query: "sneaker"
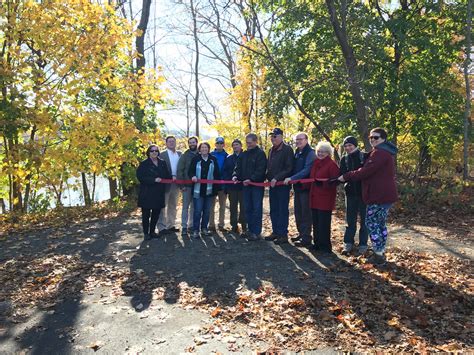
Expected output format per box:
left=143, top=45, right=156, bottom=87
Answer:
left=201, top=228, right=213, bottom=236
left=192, top=231, right=200, bottom=239
left=358, top=245, right=369, bottom=255
left=246, top=233, right=260, bottom=241
left=291, top=235, right=302, bottom=242
left=263, top=233, right=278, bottom=241
left=367, top=253, right=386, bottom=266
left=341, top=243, right=353, bottom=256
left=273, top=236, right=289, bottom=245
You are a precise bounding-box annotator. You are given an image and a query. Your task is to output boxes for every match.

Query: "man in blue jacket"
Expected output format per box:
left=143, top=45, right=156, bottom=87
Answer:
left=210, top=136, right=229, bottom=231
left=284, top=132, right=316, bottom=247
left=223, top=139, right=246, bottom=235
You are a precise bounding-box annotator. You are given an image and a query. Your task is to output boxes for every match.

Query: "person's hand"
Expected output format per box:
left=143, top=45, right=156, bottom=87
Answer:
left=192, top=176, right=198, bottom=182
left=155, top=177, right=162, bottom=183
left=270, top=178, right=277, bottom=188
left=328, top=177, right=340, bottom=185
left=243, top=179, right=251, bottom=186
left=314, top=180, right=323, bottom=186
left=172, top=176, right=177, bottom=182
left=232, top=176, right=239, bottom=184
left=283, top=177, right=291, bottom=185
left=338, top=175, right=345, bottom=182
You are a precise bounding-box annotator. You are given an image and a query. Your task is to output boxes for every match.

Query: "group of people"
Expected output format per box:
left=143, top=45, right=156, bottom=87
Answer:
left=136, top=127, right=398, bottom=265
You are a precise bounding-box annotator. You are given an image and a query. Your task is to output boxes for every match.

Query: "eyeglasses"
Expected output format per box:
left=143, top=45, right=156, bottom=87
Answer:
left=216, top=142, right=224, bottom=144
left=295, top=138, right=305, bottom=141
left=369, top=135, right=381, bottom=140
left=150, top=150, right=159, bottom=153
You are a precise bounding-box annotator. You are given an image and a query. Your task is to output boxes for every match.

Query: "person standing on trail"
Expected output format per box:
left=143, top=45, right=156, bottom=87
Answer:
left=264, top=128, right=294, bottom=245
left=209, top=137, right=229, bottom=231
left=189, top=142, right=222, bottom=239
left=223, top=139, right=246, bottom=236
left=338, top=128, right=398, bottom=265
left=136, top=145, right=172, bottom=241
left=232, top=133, right=267, bottom=241
left=177, top=136, right=199, bottom=237
left=339, top=136, right=369, bottom=256
left=309, top=141, right=340, bottom=253
left=284, top=132, right=316, bottom=248
left=157, top=135, right=182, bottom=234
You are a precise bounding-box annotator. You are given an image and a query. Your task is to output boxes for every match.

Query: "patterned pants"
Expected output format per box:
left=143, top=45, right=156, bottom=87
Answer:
left=365, top=204, right=391, bottom=253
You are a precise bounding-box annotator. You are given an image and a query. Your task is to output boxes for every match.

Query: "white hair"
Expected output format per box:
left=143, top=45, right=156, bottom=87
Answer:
left=315, top=141, right=334, bottom=156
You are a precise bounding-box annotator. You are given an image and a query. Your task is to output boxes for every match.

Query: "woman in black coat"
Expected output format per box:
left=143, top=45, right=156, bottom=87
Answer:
left=136, top=145, right=172, bottom=240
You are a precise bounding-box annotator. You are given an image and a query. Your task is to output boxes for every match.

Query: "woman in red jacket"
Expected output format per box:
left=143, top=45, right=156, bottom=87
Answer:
left=338, top=128, right=398, bottom=265
left=309, top=141, right=340, bottom=253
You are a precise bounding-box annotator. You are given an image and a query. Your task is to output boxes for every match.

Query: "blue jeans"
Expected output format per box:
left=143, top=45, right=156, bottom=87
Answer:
left=343, top=195, right=368, bottom=246
left=193, top=196, right=212, bottom=232
left=269, top=185, right=290, bottom=236
left=242, top=186, right=264, bottom=235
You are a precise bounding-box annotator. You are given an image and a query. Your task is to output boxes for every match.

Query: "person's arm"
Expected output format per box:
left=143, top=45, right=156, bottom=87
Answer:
left=160, top=160, right=172, bottom=180
left=344, top=150, right=385, bottom=181
left=291, top=150, right=316, bottom=181
left=188, top=156, right=197, bottom=180
left=177, top=154, right=185, bottom=180
left=233, top=155, right=242, bottom=181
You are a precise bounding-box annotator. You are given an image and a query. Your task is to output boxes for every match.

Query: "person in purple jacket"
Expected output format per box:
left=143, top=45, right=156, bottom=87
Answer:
left=338, top=128, right=398, bottom=265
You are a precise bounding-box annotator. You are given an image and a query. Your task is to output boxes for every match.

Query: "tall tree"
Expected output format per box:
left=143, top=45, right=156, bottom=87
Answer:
left=463, top=0, right=472, bottom=180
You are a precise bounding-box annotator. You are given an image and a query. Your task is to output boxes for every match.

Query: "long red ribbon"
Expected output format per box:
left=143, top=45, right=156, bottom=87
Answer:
left=158, top=177, right=329, bottom=187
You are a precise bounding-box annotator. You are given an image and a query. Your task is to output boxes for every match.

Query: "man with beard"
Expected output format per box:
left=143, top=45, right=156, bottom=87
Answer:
left=177, top=136, right=199, bottom=236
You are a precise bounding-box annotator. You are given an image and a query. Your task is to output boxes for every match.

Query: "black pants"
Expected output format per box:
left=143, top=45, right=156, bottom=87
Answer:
left=141, top=208, right=161, bottom=235
left=228, top=190, right=246, bottom=229
left=312, top=208, right=333, bottom=251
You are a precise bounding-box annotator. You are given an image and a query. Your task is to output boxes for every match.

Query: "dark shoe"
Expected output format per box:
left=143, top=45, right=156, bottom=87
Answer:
left=341, top=243, right=353, bottom=256
left=246, top=233, right=260, bottom=241
left=291, top=235, right=302, bottom=242
left=231, top=226, right=240, bottom=233
left=294, top=239, right=311, bottom=248
left=263, top=233, right=278, bottom=241
left=168, top=227, right=179, bottom=233
left=158, top=229, right=169, bottom=236
left=218, top=226, right=227, bottom=232
left=150, top=232, right=160, bottom=239
left=201, top=228, right=213, bottom=236
left=208, top=226, right=217, bottom=232
left=192, top=231, right=200, bottom=239
left=273, top=236, right=289, bottom=245
left=181, top=230, right=188, bottom=237
left=144, top=233, right=151, bottom=241
left=367, top=253, right=386, bottom=266
left=358, top=245, right=369, bottom=255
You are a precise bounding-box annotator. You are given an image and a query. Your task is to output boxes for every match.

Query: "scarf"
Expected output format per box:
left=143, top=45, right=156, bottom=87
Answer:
left=193, top=158, right=214, bottom=198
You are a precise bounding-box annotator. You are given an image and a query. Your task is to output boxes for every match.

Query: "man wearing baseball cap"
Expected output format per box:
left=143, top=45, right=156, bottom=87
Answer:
left=265, top=128, right=294, bottom=244
left=210, top=136, right=229, bottom=231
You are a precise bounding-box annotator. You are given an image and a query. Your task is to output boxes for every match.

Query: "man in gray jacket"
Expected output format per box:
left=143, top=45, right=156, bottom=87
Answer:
left=158, top=135, right=182, bottom=234
left=177, top=136, right=198, bottom=236
left=265, top=128, right=294, bottom=245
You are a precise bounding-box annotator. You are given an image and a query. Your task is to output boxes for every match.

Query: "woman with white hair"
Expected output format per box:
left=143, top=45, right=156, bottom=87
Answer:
left=309, top=141, right=340, bottom=253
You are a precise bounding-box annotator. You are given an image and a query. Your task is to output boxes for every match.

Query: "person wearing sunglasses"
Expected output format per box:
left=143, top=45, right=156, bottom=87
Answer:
left=337, top=128, right=398, bottom=265
left=136, top=145, right=172, bottom=241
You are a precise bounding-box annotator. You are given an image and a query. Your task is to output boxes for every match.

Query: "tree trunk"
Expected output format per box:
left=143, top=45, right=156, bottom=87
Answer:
left=91, top=173, right=96, bottom=204
left=81, top=172, right=92, bottom=207
left=108, top=176, right=118, bottom=200
left=190, top=0, right=200, bottom=137
left=463, top=0, right=472, bottom=180
left=418, top=144, right=431, bottom=176
left=325, top=0, right=371, bottom=150
left=134, top=0, right=152, bottom=131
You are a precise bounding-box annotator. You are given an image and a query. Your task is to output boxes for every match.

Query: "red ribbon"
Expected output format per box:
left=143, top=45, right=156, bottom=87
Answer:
left=158, top=178, right=329, bottom=187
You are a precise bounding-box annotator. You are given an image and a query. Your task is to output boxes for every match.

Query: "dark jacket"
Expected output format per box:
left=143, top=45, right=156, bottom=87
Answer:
left=267, top=142, right=294, bottom=181
left=188, top=154, right=221, bottom=197
left=233, top=146, right=267, bottom=183
left=290, top=144, right=316, bottom=192
left=343, top=141, right=398, bottom=205
left=223, top=153, right=242, bottom=191
left=309, top=156, right=340, bottom=211
left=136, top=158, right=172, bottom=209
left=339, top=149, right=368, bottom=196
left=177, top=149, right=198, bottom=187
